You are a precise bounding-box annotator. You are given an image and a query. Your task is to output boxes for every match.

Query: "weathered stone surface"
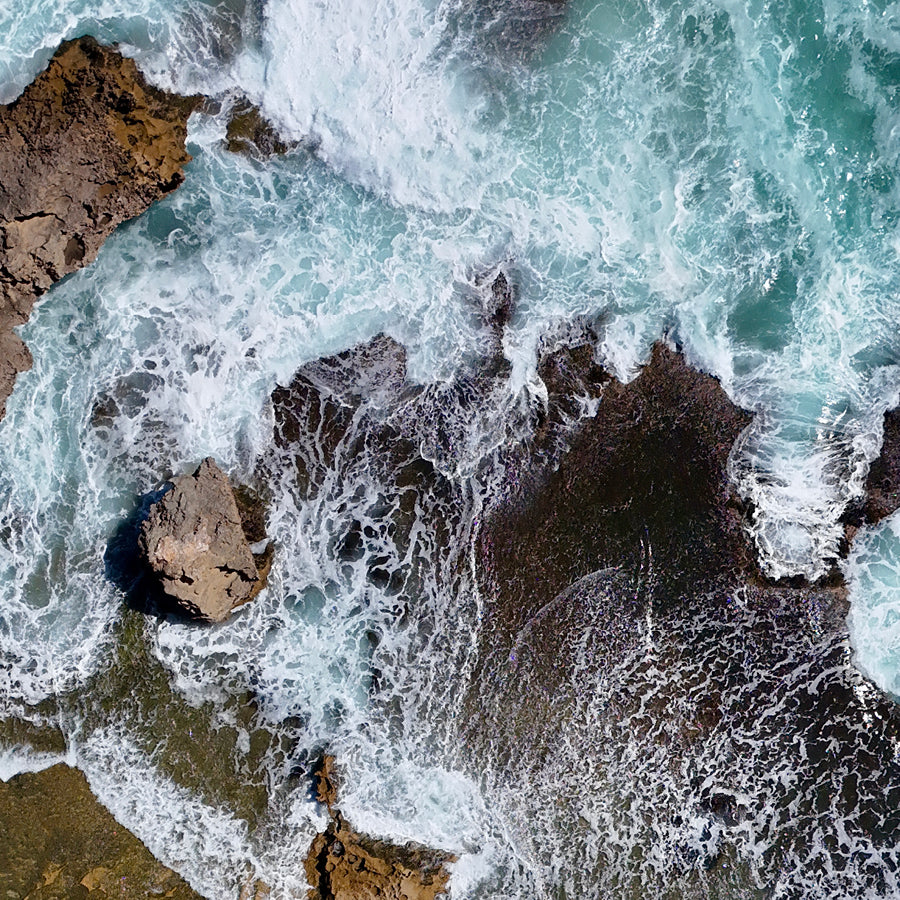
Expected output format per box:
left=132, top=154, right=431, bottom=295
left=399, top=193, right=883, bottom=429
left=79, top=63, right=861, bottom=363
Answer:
left=0, top=35, right=199, bottom=418
left=140, top=458, right=266, bottom=622
left=0, top=763, right=200, bottom=899
left=271, top=334, right=411, bottom=462
left=304, top=756, right=455, bottom=900
left=226, top=98, right=290, bottom=157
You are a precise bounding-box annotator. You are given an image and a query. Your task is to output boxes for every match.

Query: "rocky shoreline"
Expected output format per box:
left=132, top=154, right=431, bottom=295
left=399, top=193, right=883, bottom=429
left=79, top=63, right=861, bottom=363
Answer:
left=0, top=35, right=198, bottom=419
left=303, top=756, right=455, bottom=900
left=0, top=764, right=201, bottom=899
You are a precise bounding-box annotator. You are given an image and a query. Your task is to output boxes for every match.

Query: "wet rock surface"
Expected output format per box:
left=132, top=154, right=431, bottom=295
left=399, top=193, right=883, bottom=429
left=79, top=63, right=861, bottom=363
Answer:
left=231, top=315, right=900, bottom=896
left=267, top=333, right=460, bottom=565
left=270, top=333, right=414, bottom=489
left=860, top=407, right=900, bottom=525
left=0, top=763, right=200, bottom=899
left=446, top=333, right=900, bottom=897
left=262, top=314, right=900, bottom=896
left=226, top=98, right=291, bottom=157
left=140, top=457, right=269, bottom=622
left=480, top=339, right=756, bottom=640
left=0, top=35, right=198, bottom=418
left=303, top=756, right=455, bottom=900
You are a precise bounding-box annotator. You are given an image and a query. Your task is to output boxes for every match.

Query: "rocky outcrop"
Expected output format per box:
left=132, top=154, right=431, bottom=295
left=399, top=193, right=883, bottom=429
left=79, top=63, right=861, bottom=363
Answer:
left=304, top=756, right=455, bottom=900
left=226, top=99, right=290, bottom=157
left=859, top=408, right=900, bottom=525
left=140, top=458, right=269, bottom=622
left=0, top=35, right=199, bottom=418
left=839, top=407, right=900, bottom=550
left=0, top=763, right=200, bottom=899
left=479, top=339, right=756, bottom=638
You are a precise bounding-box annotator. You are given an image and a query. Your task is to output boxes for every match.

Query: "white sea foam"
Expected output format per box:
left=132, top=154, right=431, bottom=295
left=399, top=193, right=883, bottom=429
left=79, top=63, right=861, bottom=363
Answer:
left=79, top=727, right=315, bottom=898
left=846, top=516, right=900, bottom=697
left=0, top=745, right=72, bottom=782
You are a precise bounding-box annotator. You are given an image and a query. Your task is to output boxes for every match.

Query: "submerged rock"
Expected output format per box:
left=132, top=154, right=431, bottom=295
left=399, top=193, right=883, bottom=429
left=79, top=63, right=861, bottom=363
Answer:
left=860, top=407, right=900, bottom=525
left=139, top=458, right=268, bottom=622
left=225, top=98, right=290, bottom=157
left=0, top=763, right=200, bottom=899
left=0, top=35, right=199, bottom=418
left=263, top=324, right=900, bottom=895
left=303, top=756, right=455, bottom=900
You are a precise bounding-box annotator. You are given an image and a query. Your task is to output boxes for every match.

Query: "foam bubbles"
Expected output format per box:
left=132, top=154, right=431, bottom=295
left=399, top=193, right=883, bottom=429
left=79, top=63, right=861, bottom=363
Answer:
left=846, top=516, right=900, bottom=697
left=5, top=0, right=900, bottom=895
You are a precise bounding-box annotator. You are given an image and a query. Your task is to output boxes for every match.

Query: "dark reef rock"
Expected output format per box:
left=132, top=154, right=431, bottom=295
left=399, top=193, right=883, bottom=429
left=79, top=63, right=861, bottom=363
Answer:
left=0, top=764, right=200, bottom=899
left=453, top=0, right=568, bottom=63
left=448, top=336, right=900, bottom=897
left=271, top=334, right=412, bottom=476
left=303, top=756, right=455, bottom=900
left=0, top=35, right=199, bottom=418
left=225, top=98, right=290, bottom=157
left=266, top=322, right=900, bottom=896
left=267, top=334, right=460, bottom=596
left=861, top=407, right=900, bottom=525
left=139, top=458, right=269, bottom=622
left=479, top=339, right=756, bottom=640
left=455, top=336, right=763, bottom=774
left=484, top=271, right=514, bottom=336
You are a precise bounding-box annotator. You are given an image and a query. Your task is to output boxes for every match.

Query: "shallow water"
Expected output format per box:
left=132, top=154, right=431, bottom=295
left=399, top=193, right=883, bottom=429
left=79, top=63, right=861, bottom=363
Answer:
left=3, top=0, right=900, bottom=896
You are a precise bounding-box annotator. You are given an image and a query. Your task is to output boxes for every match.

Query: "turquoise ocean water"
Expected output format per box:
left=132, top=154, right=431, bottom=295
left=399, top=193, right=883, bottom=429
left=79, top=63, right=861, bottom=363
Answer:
left=3, top=0, right=900, bottom=896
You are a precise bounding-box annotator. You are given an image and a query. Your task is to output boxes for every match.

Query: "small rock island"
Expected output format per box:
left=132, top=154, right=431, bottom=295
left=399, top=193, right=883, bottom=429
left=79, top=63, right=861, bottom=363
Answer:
left=140, top=458, right=270, bottom=622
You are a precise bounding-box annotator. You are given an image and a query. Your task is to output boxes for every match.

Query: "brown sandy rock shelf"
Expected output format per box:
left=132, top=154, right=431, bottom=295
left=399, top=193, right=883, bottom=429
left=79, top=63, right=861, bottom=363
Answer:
left=0, top=35, right=199, bottom=419
left=0, top=764, right=201, bottom=899
left=304, top=756, right=455, bottom=900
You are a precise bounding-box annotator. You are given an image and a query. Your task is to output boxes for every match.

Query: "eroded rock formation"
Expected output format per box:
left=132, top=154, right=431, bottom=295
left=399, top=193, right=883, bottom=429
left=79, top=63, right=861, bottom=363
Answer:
left=304, top=756, right=455, bottom=900
left=226, top=98, right=290, bottom=157
left=0, top=35, right=199, bottom=417
left=860, top=408, right=900, bottom=525
left=140, top=458, right=269, bottom=622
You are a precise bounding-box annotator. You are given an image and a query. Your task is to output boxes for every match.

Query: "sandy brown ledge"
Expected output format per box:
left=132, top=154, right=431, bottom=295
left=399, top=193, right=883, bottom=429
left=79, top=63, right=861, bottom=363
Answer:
left=304, top=755, right=456, bottom=900
left=0, top=35, right=199, bottom=419
left=0, top=763, right=201, bottom=899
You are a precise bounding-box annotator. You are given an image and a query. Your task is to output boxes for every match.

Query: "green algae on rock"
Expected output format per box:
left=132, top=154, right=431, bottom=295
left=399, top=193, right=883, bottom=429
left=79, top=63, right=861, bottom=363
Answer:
left=0, top=35, right=199, bottom=419
left=80, top=609, right=285, bottom=831
left=226, top=98, right=291, bottom=157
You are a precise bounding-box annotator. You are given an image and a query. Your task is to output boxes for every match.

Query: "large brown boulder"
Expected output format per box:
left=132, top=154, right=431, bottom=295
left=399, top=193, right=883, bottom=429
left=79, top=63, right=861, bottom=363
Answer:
left=140, top=458, right=268, bottom=622
left=0, top=35, right=199, bottom=418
